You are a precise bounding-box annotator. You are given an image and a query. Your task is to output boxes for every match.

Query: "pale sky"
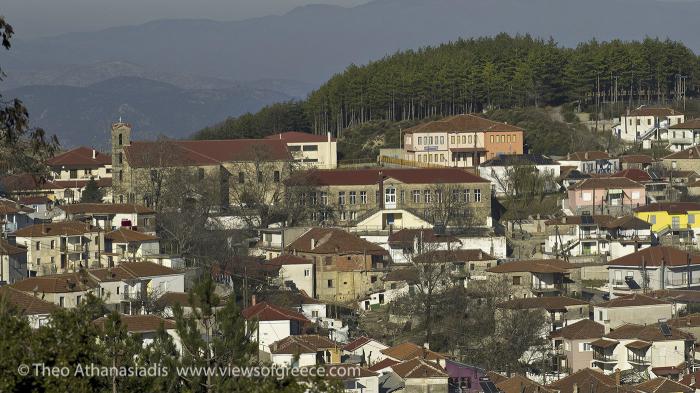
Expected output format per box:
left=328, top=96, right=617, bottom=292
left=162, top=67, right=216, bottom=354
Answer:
left=1, top=0, right=370, bottom=38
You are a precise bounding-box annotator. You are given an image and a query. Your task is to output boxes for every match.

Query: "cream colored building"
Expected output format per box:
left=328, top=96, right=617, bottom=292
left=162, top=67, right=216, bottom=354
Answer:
left=614, top=107, right=685, bottom=143
left=14, top=221, right=106, bottom=276
left=593, top=294, right=673, bottom=332
left=265, top=131, right=337, bottom=169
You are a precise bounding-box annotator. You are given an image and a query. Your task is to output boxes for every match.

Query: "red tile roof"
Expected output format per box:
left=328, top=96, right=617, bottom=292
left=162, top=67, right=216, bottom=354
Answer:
left=546, top=368, right=617, bottom=393
left=664, top=146, right=700, bottom=160
left=670, top=118, right=700, bottom=130
left=18, top=196, right=51, bottom=205
left=52, top=178, right=112, bottom=189
left=295, top=168, right=488, bottom=186
left=0, top=239, right=27, bottom=255
left=605, top=323, right=694, bottom=341
left=47, top=147, right=111, bottom=168
left=343, top=336, right=386, bottom=351
left=612, top=169, right=652, bottom=182
left=381, top=342, right=445, bottom=362
left=241, top=301, right=309, bottom=322
left=265, top=131, right=335, bottom=143
left=596, top=293, right=671, bottom=308
left=93, top=314, right=176, bottom=333
left=634, top=202, right=700, bottom=214
left=287, top=228, right=388, bottom=255
left=391, top=357, right=447, bottom=378
left=551, top=319, right=604, bottom=340
left=269, top=334, right=337, bottom=354
left=124, top=139, right=291, bottom=168
left=567, top=177, right=644, bottom=190
left=267, top=254, right=312, bottom=266
left=368, top=358, right=399, bottom=372
left=636, top=377, right=694, bottom=393
left=0, top=199, right=34, bottom=214
left=388, top=228, right=459, bottom=247
left=628, top=107, right=682, bottom=117
left=487, top=259, right=579, bottom=274
left=404, top=114, right=524, bottom=134
left=58, top=203, right=155, bottom=215
left=607, top=246, right=700, bottom=267
left=11, top=272, right=99, bottom=293
left=0, top=286, right=58, bottom=315
left=496, top=375, right=553, bottom=393
left=14, top=221, right=98, bottom=237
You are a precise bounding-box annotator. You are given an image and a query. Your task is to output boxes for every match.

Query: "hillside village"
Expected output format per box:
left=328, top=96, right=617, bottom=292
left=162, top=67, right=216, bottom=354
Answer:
left=6, top=105, right=700, bottom=392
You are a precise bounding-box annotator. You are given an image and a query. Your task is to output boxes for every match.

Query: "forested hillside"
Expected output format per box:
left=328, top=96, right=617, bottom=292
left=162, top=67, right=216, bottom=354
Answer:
left=194, top=34, right=698, bottom=156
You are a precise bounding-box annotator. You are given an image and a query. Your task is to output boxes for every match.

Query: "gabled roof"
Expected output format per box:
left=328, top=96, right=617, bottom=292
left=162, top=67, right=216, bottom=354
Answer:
left=47, top=147, right=111, bottom=168
left=381, top=342, right=445, bottom=362
left=89, top=262, right=180, bottom=282
left=546, top=368, right=616, bottom=393
left=265, top=131, right=335, bottom=143
left=18, top=196, right=51, bottom=205
left=480, top=154, right=556, bottom=167
left=567, top=177, right=644, bottom=190
left=14, top=221, right=97, bottom=237
left=551, top=319, right=604, bottom=340
left=664, top=146, right=700, bottom=160
left=11, top=272, right=99, bottom=293
left=124, top=139, right=291, bottom=168
left=487, top=259, right=579, bottom=274
left=635, top=377, right=694, bottom=393
left=612, top=169, right=652, bottom=183
left=634, top=202, right=700, bottom=214
left=0, top=174, right=58, bottom=192
left=607, top=246, right=700, bottom=267
left=498, top=296, right=589, bottom=312
left=269, top=334, right=337, bottom=354
left=293, top=168, right=488, bottom=187
left=605, top=215, right=651, bottom=231
left=670, top=118, right=700, bottom=130
left=628, top=107, right=682, bottom=117
left=105, top=228, right=159, bottom=243
left=154, top=292, right=193, bottom=309
left=368, top=358, right=399, bottom=372
left=287, top=228, right=388, bottom=255
left=590, top=338, right=619, bottom=349
left=620, top=154, right=654, bottom=164
left=650, top=291, right=700, bottom=304
left=413, top=249, right=496, bottom=264
left=267, top=254, right=312, bottom=266
left=605, top=323, right=694, bottom=341
left=0, top=199, right=34, bottom=214
left=565, top=151, right=611, bottom=161
left=57, top=203, right=155, bottom=215
left=390, top=357, right=447, bottom=379
left=388, top=228, right=460, bottom=247
left=241, top=301, right=309, bottom=323
left=596, top=294, right=671, bottom=308
left=93, top=314, right=176, bottom=333
left=0, top=239, right=27, bottom=255
left=0, top=286, right=58, bottom=315
left=343, top=336, right=387, bottom=351
left=404, top=114, right=523, bottom=134
left=496, top=374, right=553, bottom=393
left=384, top=268, right=419, bottom=283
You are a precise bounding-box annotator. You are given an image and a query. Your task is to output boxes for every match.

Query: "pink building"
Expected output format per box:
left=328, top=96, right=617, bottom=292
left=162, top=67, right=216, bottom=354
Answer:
left=566, top=177, right=646, bottom=216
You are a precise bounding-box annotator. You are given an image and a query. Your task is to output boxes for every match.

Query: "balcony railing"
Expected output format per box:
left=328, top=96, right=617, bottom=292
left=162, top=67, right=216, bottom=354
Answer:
left=61, top=244, right=86, bottom=253
left=121, top=292, right=141, bottom=301
left=593, top=354, right=616, bottom=363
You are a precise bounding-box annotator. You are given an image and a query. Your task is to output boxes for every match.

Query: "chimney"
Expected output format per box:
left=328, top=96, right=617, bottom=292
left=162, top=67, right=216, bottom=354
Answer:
left=251, top=294, right=256, bottom=306
left=423, top=342, right=430, bottom=350
left=585, top=152, right=589, bottom=160
left=479, top=251, right=483, bottom=259
left=573, top=383, right=578, bottom=393
left=615, top=368, right=621, bottom=386
left=311, top=238, right=316, bottom=250
left=92, top=149, right=97, bottom=159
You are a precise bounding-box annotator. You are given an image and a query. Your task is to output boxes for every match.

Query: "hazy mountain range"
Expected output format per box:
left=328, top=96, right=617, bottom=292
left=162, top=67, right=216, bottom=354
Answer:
left=2, top=0, right=700, bottom=146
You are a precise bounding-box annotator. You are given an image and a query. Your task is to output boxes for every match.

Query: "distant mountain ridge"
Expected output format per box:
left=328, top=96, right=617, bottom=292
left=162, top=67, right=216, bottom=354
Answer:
left=7, top=76, right=292, bottom=148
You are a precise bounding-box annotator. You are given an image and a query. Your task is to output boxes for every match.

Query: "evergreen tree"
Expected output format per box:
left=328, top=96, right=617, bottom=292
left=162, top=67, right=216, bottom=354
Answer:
left=80, top=178, right=104, bottom=203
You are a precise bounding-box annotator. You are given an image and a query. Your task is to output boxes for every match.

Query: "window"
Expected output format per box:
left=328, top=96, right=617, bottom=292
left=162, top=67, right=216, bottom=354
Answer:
left=36, top=258, right=41, bottom=265
left=435, top=189, right=442, bottom=203
left=581, top=343, right=592, bottom=351
left=451, top=136, right=455, bottom=144
left=468, top=135, right=473, bottom=144
left=385, top=187, right=396, bottom=205
left=512, top=276, right=521, bottom=285
left=424, top=190, right=432, bottom=203
left=474, top=189, right=481, bottom=202
left=198, top=168, right=205, bottom=180
left=238, top=172, right=245, bottom=184
left=327, top=279, right=334, bottom=288
left=636, top=119, right=641, bottom=126
left=418, top=137, right=422, bottom=145
left=302, top=145, right=318, bottom=151
left=371, top=276, right=377, bottom=283
left=429, top=136, right=433, bottom=144
left=631, top=191, right=640, bottom=200
left=690, top=214, right=695, bottom=225
left=35, top=241, right=40, bottom=251
left=257, top=171, right=263, bottom=183
left=69, top=169, right=78, bottom=179
left=76, top=295, right=81, bottom=304
left=118, top=152, right=123, bottom=164
left=470, top=263, right=475, bottom=271
left=304, top=269, right=310, bottom=277
left=59, top=296, right=65, bottom=307
left=440, top=136, right=445, bottom=144
left=288, top=145, right=301, bottom=152
left=118, top=133, right=123, bottom=145
left=50, top=240, right=55, bottom=249
left=582, top=192, right=592, bottom=202
left=490, top=135, right=494, bottom=143
left=400, top=190, right=405, bottom=204
left=338, top=192, right=346, bottom=205
left=349, top=191, right=356, bottom=204
left=350, top=211, right=357, bottom=220
left=412, top=190, right=420, bottom=203
left=462, top=135, right=466, bottom=144
left=312, top=310, right=319, bottom=317
left=464, top=189, right=470, bottom=202
left=320, top=192, right=328, bottom=205
left=117, top=286, right=120, bottom=294
left=273, top=171, right=280, bottom=182
left=360, top=191, right=367, bottom=204
left=452, top=189, right=460, bottom=201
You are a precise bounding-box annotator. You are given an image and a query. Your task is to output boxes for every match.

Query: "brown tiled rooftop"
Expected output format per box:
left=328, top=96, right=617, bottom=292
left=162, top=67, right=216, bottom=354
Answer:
left=381, top=342, right=445, bottom=362
left=596, top=294, right=671, bottom=308
left=47, top=146, right=111, bottom=168
left=496, top=374, right=553, bottom=393
left=241, top=301, right=309, bottom=323
left=607, top=246, right=700, bottom=267
left=388, top=228, right=459, bottom=247
left=58, top=203, right=155, bottom=215
left=11, top=272, right=99, bottom=293
left=390, top=357, right=447, bottom=378
left=287, top=228, right=388, bottom=255
left=605, top=323, right=694, bottom=342
left=293, top=167, right=488, bottom=187
left=265, top=131, right=336, bottom=143
left=551, top=319, right=604, bottom=340
left=105, top=228, right=159, bottom=243
left=635, top=377, right=694, bottom=393
left=404, top=114, right=524, bottom=134
left=628, top=107, right=681, bottom=117
left=634, top=202, right=700, bottom=214
left=14, top=221, right=97, bottom=237
left=664, top=146, right=700, bottom=160
left=565, top=151, right=610, bottom=161
left=547, top=368, right=616, bottom=393
left=567, top=177, right=644, bottom=190
left=269, top=335, right=337, bottom=354
left=0, top=286, right=58, bottom=315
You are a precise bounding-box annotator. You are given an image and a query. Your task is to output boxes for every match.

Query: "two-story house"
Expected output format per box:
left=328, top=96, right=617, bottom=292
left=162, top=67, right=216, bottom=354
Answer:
left=590, top=322, right=693, bottom=377
left=566, top=177, right=646, bottom=216
left=0, top=285, right=57, bottom=328
left=104, top=228, right=160, bottom=265
left=606, top=246, right=700, bottom=293
left=10, top=271, right=100, bottom=308
left=486, top=259, right=582, bottom=298
left=286, top=228, right=389, bottom=303
left=13, top=221, right=106, bottom=276
left=550, top=319, right=605, bottom=374
left=663, top=146, right=700, bottom=173
left=593, top=294, right=673, bottom=332
left=242, top=301, right=310, bottom=353
left=47, top=146, right=112, bottom=203
left=497, top=296, right=590, bottom=333
left=0, top=239, right=27, bottom=284
left=614, top=107, right=684, bottom=143
left=667, top=119, right=700, bottom=152
left=401, top=114, right=524, bottom=167
left=268, top=334, right=340, bottom=367
left=559, top=151, right=620, bottom=175
left=634, top=203, right=700, bottom=243
left=0, top=198, right=34, bottom=235
left=478, top=154, right=561, bottom=196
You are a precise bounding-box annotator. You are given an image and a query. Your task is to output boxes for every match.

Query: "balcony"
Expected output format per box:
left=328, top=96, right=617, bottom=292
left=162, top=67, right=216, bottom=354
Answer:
left=592, top=354, right=617, bottom=364
left=628, top=356, right=650, bottom=365
left=121, top=292, right=141, bottom=301
left=61, top=243, right=86, bottom=254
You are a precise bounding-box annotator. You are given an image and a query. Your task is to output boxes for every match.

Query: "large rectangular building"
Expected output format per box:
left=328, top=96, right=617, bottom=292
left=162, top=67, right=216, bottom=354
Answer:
left=401, top=114, right=525, bottom=167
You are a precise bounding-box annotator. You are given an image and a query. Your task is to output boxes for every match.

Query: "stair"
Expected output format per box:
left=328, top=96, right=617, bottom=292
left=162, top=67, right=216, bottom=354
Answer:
left=637, top=127, right=659, bottom=142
